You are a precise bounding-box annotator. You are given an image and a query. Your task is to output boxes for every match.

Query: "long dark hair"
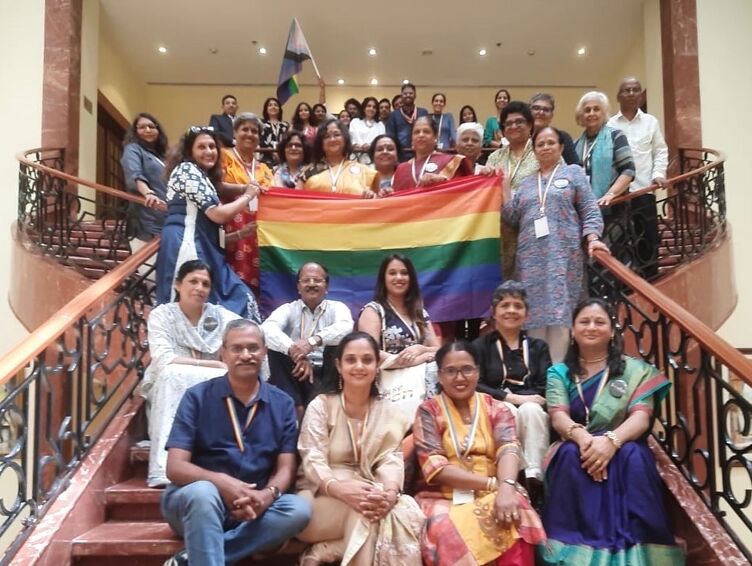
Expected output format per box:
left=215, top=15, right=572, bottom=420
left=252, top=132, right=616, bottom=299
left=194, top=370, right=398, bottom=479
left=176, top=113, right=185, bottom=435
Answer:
left=262, top=97, right=283, bottom=122
left=124, top=112, right=168, bottom=158
left=165, top=127, right=223, bottom=188
left=319, top=331, right=380, bottom=398
left=564, top=298, right=625, bottom=379
left=374, top=254, right=428, bottom=337
left=458, top=105, right=478, bottom=124
left=292, top=102, right=312, bottom=131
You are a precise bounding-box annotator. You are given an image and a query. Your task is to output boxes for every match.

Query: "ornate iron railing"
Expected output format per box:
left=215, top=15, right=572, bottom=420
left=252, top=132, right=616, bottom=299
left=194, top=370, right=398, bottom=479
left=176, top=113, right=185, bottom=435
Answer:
left=16, top=148, right=153, bottom=279
left=0, top=241, right=158, bottom=563
left=589, top=249, right=752, bottom=561
left=603, top=148, right=725, bottom=281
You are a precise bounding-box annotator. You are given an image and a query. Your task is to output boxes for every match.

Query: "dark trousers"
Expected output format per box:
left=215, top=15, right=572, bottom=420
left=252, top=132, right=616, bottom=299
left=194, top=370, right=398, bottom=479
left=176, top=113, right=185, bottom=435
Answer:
left=630, top=192, right=660, bottom=279
left=267, top=347, right=337, bottom=407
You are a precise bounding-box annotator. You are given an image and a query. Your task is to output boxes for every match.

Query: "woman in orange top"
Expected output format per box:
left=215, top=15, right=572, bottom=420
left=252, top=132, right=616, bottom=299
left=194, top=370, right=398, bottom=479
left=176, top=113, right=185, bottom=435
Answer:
left=220, top=112, right=273, bottom=294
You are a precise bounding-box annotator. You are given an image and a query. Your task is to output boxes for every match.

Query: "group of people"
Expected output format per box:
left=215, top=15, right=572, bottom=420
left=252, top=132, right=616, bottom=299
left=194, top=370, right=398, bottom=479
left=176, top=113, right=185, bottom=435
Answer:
left=147, top=255, right=683, bottom=566
left=121, top=75, right=679, bottom=565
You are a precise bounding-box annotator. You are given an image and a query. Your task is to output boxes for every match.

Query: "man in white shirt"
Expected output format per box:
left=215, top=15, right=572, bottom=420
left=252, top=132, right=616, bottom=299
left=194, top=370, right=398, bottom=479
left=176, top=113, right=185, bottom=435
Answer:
left=608, top=77, right=669, bottom=279
left=262, top=262, right=353, bottom=413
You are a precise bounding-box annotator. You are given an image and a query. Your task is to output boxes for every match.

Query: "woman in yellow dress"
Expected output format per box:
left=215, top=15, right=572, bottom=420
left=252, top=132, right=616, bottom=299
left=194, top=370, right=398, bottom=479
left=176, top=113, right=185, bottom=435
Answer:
left=219, top=112, right=273, bottom=293
left=302, top=119, right=378, bottom=197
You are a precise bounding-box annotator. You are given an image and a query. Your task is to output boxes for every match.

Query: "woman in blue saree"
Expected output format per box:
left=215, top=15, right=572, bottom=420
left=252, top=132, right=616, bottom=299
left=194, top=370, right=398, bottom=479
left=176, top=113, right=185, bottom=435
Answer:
left=539, top=298, right=684, bottom=565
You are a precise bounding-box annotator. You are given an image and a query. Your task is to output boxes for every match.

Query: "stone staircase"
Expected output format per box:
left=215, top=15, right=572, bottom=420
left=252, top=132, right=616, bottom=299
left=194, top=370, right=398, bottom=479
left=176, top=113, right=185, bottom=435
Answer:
left=69, top=443, right=303, bottom=565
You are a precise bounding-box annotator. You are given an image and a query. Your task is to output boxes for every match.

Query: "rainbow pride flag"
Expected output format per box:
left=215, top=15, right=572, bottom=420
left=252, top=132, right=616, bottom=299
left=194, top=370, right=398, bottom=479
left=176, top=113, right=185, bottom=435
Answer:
left=257, top=176, right=503, bottom=322
left=276, top=19, right=313, bottom=105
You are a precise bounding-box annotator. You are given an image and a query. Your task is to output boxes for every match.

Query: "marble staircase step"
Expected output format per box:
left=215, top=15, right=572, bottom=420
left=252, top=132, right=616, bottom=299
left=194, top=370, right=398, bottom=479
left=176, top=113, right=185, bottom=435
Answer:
left=105, top=477, right=163, bottom=521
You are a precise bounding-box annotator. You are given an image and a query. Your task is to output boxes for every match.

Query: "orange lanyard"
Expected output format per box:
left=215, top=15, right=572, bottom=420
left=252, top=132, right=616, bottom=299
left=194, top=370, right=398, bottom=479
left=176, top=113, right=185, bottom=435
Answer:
left=225, top=398, right=258, bottom=453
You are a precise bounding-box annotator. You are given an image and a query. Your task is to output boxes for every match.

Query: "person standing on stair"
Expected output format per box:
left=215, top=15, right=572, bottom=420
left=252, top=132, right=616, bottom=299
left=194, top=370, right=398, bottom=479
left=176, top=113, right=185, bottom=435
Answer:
left=160, top=320, right=311, bottom=566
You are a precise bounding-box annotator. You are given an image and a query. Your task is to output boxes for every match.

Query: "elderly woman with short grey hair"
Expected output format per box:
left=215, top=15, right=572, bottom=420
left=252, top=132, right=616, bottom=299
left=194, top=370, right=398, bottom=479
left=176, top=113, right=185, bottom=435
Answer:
left=220, top=112, right=274, bottom=293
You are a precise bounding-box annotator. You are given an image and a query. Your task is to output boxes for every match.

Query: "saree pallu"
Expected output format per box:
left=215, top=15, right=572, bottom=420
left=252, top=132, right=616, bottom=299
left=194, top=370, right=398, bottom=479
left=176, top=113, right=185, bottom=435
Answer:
left=220, top=150, right=273, bottom=292
left=392, top=153, right=473, bottom=192
left=540, top=357, right=684, bottom=565
left=414, top=393, right=545, bottom=566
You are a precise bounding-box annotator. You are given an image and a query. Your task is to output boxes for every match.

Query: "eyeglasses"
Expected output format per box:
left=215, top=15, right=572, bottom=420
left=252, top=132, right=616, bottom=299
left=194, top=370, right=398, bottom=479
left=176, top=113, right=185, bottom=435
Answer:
left=287, top=142, right=303, bottom=149
left=620, top=87, right=642, bottom=94
left=227, top=344, right=262, bottom=354
left=503, top=118, right=528, bottom=129
left=137, top=124, right=158, bottom=130
left=530, top=105, right=553, bottom=114
left=298, top=277, right=326, bottom=285
left=187, top=126, right=215, bottom=135
left=440, top=365, right=478, bottom=378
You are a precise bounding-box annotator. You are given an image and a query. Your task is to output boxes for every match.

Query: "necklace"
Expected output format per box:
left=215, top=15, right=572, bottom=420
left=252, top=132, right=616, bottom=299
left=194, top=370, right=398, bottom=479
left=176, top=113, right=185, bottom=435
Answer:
left=579, top=354, right=608, bottom=364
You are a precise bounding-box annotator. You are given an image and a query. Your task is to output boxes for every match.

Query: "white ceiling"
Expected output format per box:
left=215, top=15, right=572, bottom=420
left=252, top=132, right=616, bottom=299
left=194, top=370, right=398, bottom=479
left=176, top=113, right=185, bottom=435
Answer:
left=100, top=0, right=644, bottom=87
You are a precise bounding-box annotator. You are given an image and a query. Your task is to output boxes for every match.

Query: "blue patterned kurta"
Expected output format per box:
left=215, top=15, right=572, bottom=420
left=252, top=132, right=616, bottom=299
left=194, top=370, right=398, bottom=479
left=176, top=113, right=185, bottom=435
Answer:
left=502, top=164, right=603, bottom=329
left=155, top=161, right=260, bottom=321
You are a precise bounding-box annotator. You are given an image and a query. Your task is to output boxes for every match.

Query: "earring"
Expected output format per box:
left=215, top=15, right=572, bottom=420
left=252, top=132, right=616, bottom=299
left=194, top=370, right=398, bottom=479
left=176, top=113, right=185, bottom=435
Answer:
left=338, top=373, right=343, bottom=390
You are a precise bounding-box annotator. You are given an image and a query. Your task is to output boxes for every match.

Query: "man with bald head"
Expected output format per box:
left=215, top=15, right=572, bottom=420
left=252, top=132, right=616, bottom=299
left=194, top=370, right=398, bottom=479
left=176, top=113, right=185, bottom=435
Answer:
left=608, top=77, right=668, bottom=279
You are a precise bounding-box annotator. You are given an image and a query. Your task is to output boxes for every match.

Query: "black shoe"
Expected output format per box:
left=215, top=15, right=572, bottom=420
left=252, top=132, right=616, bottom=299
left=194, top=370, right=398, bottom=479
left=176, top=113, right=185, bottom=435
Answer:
left=164, top=549, right=188, bottom=566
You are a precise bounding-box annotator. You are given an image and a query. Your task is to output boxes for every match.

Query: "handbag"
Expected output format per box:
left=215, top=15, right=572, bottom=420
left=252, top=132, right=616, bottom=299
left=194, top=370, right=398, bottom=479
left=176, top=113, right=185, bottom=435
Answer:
left=378, top=355, right=428, bottom=422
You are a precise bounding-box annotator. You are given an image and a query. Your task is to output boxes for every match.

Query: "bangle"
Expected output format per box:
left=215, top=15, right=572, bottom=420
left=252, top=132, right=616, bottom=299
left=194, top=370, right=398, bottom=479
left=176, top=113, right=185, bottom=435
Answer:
left=486, top=477, right=498, bottom=491
left=605, top=430, right=622, bottom=449
left=322, top=478, right=338, bottom=496
left=566, top=422, right=585, bottom=440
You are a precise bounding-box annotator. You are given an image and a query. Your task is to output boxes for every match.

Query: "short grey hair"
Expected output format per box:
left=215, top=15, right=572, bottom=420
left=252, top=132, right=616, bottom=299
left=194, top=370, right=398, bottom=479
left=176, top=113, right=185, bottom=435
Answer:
left=530, top=92, right=555, bottom=111
left=222, top=319, right=265, bottom=345
left=574, top=91, right=610, bottom=127
left=233, top=112, right=263, bottom=131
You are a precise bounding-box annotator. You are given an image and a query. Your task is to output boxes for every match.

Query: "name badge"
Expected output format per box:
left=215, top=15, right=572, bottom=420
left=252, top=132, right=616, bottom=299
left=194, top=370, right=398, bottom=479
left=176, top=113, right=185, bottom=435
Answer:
left=452, top=488, right=475, bottom=505
left=534, top=216, right=550, bottom=239
left=554, top=179, right=569, bottom=188
left=425, top=162, right=438, bottom=173
left=247, top=196, right=258, bottom=212
left=349, top=165, right=361, bottom=175
left=437, top=142, right=444, bottom=150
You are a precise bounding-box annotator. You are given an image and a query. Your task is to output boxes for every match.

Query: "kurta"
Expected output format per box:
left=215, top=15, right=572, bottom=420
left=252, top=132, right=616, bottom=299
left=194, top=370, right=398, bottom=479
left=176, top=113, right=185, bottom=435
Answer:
left=502, top=164, right=603, bottom=329
left=154, top=161, right=260, bottom=320
left=487, top=141, right=539, bottom=278
left=297, top=394, right=425, bottom=566
left=140, top=302, right=240, bottom=487
left=413, top=393, right=546, bottom=566
left=220, top=149, right=273, bottom=292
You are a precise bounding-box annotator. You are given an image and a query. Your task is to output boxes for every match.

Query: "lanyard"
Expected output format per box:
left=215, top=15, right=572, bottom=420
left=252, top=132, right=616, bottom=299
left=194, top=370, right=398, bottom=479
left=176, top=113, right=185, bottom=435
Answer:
left=434, top=114, right=444, bottom=138
left=225, top=397, right=259, bottom=453
left=573, top=367, right=610, bottom=426
left=495, top=334, right=530, bottom=387
left=441, top=393, right=480, bottom=460
left=300, top=302, right=326, bottom=339
left=537, top=164, right=560, bottom=215
left=581, top=138, right=598, bottom=165
left=233, top=148, right=256, bottom=179
left=410, top=152, right=435, bottom=186
left=400, top=106, right=417, bottom=125
left=327, top=160, right=346, bottom=191
left=506, top=140, right=531, bottom=183
left=386, top=300, right=421, bottom=342
left=341, top=394, right=369, bottom=463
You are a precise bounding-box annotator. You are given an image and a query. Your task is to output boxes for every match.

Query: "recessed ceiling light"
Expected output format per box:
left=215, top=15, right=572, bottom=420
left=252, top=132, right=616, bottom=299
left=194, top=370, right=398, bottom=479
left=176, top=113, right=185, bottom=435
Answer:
left=157, top=46, right=167, bottom=54
left=368, top=48, right=377, bottom=56
left=258, top=47, right=267, bottom=55
left=479, top=48, right=487, bottom=56
left=402, top=79, right=410, bottom=85
left=577, top=47, right=587, bottom=56
left=337, top=78, right=345, bottom=85
left=209, top=47, right=219, bottom=55
left=370, top=78, right=379, bottom=86
left=527, top=50, right=536, bottom=56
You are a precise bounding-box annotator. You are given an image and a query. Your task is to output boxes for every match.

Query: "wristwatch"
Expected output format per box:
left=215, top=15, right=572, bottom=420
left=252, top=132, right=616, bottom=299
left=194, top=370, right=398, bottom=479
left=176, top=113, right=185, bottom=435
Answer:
left=267, top=485, right=281, bottom=501
left=307, top=335, right=320, bottom=347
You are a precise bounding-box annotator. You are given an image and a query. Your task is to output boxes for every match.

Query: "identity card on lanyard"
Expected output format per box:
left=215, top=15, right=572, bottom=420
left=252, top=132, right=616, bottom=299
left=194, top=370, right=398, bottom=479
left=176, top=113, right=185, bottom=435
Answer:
left=534, top=164, right=559, bottom=239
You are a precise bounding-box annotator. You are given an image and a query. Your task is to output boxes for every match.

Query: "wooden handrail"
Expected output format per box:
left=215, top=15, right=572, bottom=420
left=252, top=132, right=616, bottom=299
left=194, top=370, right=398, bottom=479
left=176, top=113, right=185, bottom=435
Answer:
left=0, top=238, right=160, bottom=387
left=18, top=147, right=151, bottom=207
left=593, top=248, right=752, bottom=383
left=610, top=147, right=725, bottom=205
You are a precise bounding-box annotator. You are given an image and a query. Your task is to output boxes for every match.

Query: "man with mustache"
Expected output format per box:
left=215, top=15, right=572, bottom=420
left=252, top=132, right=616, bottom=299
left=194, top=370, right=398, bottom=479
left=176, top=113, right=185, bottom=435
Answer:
left=262, top=262, right=353, bottom=415
left=161, top=319, right=310, bottom=566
